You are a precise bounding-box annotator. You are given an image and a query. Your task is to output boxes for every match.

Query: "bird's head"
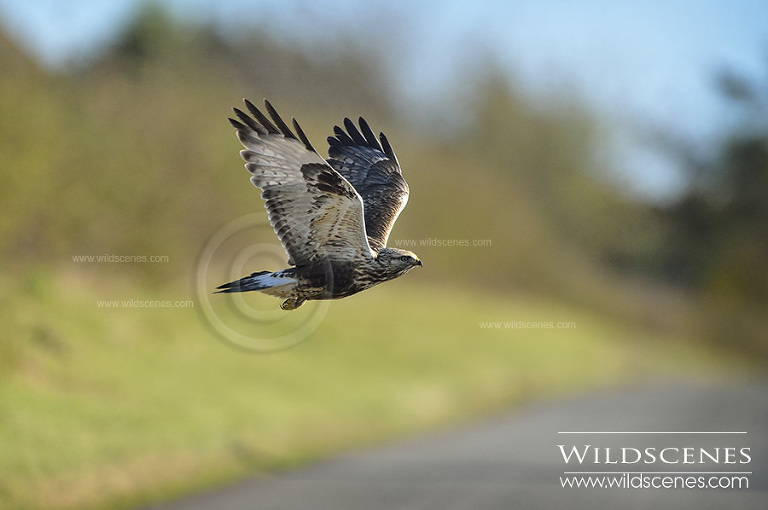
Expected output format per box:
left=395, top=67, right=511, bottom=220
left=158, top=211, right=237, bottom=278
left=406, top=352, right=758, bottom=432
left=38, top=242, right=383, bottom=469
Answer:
left=375, top=248, right=422, bottom=277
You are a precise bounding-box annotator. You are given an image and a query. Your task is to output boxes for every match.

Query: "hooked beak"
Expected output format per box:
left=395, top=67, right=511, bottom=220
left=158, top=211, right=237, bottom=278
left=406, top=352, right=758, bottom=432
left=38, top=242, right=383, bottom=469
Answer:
left=416, top=259, right=423, bottom=267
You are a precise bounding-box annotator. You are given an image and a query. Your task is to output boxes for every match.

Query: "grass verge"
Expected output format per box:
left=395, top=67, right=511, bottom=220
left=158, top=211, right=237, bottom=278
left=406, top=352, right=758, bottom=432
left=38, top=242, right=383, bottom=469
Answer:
left=0, top=270, right=741, bottom=509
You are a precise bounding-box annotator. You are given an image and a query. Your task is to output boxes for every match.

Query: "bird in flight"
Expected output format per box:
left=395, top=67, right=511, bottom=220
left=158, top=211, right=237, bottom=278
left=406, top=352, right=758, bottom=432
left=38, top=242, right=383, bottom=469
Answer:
left=217, top=99, right=422, bottom=309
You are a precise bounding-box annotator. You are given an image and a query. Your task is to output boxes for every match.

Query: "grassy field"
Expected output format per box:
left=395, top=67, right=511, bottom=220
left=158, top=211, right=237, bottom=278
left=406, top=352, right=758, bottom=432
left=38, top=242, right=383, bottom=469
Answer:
left=0, top=269, right=741, bottom=509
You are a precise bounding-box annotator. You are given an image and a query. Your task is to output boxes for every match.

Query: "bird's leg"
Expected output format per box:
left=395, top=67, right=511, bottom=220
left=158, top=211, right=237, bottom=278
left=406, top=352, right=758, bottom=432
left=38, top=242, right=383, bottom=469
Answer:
left=280, top=297, right=304, bottom=310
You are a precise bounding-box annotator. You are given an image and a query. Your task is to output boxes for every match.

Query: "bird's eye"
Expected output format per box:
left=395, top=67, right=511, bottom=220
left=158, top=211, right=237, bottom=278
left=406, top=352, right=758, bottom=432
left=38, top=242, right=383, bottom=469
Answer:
left=400, top=255, right=410, bottom=262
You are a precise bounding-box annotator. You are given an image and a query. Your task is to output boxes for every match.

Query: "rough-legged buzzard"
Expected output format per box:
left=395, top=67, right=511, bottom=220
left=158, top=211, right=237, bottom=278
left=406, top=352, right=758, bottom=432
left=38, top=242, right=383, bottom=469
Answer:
left=217, top=100, right=421, bottom=309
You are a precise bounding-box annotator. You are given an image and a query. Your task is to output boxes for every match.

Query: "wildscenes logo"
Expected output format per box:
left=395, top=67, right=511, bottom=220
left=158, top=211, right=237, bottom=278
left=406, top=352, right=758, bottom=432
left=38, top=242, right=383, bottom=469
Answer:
left=558, top=444, right=752, bottom=465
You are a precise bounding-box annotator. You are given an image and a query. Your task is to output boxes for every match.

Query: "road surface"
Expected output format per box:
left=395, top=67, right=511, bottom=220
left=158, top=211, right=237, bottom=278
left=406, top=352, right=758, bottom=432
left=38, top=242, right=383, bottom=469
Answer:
left=144, top=379, right=768, bottom=509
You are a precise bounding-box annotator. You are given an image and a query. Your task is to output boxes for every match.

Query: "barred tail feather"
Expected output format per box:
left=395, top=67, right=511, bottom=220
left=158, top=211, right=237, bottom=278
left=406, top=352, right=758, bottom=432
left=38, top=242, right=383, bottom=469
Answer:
left=215, top=270, right=296, bottom=295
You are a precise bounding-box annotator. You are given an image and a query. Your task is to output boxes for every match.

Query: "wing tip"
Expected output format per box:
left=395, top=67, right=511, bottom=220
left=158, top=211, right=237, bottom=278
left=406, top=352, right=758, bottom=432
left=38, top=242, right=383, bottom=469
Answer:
left=228, top=117, right=245, bottom=130
left=292, top=117, right=316, bottom=153
left=231, top=98, right=318, bottom=155
left=328, top=116, right=395, bottom=163
left=379, top=132, right=398, bottom=164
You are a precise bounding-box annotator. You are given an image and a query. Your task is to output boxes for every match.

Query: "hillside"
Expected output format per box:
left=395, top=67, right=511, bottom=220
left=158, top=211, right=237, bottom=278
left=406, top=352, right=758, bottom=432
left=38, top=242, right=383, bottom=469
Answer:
left=0, top=10, right=651, bottom=300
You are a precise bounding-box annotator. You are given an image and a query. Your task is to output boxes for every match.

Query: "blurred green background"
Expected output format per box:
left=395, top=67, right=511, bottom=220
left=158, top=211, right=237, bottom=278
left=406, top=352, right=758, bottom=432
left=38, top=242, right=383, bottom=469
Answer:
left=1, top=1, right=766, bottom=508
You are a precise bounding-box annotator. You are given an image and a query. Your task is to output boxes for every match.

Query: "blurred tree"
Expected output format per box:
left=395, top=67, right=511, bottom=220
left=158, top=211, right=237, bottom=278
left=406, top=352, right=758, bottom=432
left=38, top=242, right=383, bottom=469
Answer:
left=114, top=2, right=179, bottom=64
left=0, top=30, right=75, bottom=260
left=657, top=65, right=768, bottom=357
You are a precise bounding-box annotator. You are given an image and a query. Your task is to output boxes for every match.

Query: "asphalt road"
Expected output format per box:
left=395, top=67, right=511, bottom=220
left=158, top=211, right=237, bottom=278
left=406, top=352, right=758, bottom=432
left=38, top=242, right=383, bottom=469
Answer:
left=144, top=380, right=768, bottom=510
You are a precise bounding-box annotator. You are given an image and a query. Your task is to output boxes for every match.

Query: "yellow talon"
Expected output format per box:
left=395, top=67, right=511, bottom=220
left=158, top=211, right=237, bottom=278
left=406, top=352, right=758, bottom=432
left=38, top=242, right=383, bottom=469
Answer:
left=281, top=298, right=303, bottom=310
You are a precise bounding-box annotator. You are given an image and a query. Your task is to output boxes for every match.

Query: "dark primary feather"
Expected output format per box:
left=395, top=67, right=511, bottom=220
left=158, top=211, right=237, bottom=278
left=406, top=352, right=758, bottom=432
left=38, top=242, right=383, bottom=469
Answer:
left=246, top=99, right=280, bottom=134
left=326, top=117, right=409, bottom=251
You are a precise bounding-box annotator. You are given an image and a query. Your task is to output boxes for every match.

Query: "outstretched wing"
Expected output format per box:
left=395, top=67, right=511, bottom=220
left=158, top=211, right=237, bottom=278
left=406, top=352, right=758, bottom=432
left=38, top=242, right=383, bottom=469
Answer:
left=228, top=99, right=374, bottom=266
left=326, top=117, right=409, bottom=252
